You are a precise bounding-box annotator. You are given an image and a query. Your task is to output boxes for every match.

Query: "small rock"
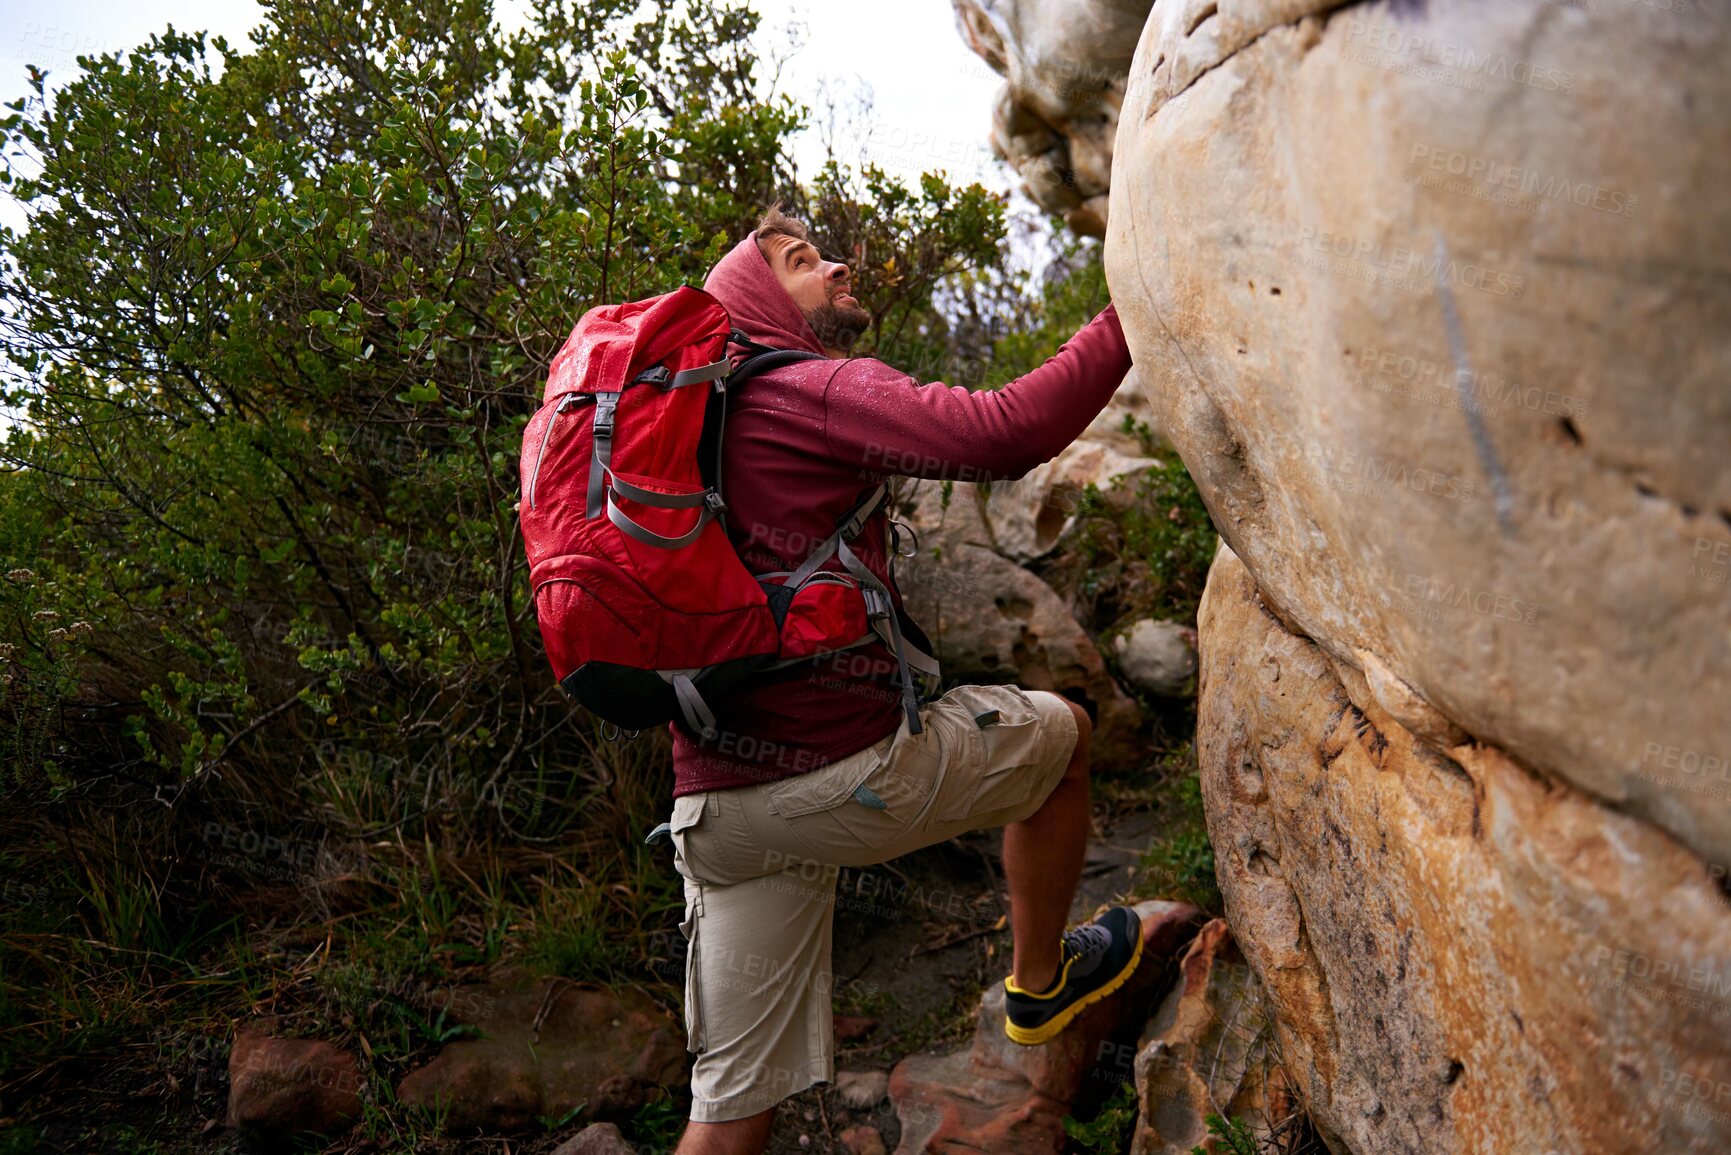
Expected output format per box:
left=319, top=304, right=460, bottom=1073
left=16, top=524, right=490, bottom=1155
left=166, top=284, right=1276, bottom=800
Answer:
left=227, top=1029, right=362, bottom=1149
left=1113, top=618, right=1197, bottom=697
left=551, top=1122, right=635, bottom=1155
left=838, top=1123, right=888, bottom=1155
left=396, top=975, right=685, bottom=1133
left=834, top=1014, right=879, bottom=1044
left=834, top=1069, right=889, bottom=1109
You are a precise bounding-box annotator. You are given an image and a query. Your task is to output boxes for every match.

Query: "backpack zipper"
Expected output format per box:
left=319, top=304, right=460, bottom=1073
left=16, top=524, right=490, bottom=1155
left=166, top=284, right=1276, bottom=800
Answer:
left=526, top=393, right=584, bottom=511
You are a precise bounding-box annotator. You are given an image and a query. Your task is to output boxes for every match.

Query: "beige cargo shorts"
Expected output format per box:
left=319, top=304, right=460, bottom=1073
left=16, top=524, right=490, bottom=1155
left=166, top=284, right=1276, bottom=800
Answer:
left=663, top=682, right=1080, bottom=1123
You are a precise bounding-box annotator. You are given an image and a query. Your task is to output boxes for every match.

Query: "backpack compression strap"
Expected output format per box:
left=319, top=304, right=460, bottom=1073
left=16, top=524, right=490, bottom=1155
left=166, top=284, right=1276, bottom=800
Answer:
left=771, top=483, right=941, bottom=736
left=582, top=355, right=737, bottom=547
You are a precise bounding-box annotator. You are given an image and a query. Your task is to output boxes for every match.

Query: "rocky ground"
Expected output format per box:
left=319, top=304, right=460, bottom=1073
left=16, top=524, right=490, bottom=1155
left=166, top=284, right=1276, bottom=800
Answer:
left=48, top=761, right=1198, bottom=1155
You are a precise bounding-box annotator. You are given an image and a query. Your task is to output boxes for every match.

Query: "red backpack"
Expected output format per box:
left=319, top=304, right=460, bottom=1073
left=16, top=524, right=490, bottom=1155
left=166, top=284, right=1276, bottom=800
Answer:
left=519, top=286, right=938, bottom=741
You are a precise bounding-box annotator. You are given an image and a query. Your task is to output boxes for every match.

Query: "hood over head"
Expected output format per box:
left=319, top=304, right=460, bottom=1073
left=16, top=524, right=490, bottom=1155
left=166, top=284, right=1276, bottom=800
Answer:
left=702, top=235, right=829, bottom=358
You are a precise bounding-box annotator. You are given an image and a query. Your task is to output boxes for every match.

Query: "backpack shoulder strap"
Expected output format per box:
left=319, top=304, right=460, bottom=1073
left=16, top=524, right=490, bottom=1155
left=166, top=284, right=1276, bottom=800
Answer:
left=725, top=328, right=828, bottom=387
left=731, top=349, right=827, bottom=386
left=701, top=333, right=830, bottom=493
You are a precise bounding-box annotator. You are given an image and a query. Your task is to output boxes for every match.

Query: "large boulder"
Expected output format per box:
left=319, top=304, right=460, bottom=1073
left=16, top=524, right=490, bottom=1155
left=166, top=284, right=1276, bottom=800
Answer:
left=1196, top=546, right=1731, bottom=1154
left=1104, top=0, right=1731, bottom=864
left=952, top=0, right=1156, bottom=233
left=396, top=977, right=686, bottom=1133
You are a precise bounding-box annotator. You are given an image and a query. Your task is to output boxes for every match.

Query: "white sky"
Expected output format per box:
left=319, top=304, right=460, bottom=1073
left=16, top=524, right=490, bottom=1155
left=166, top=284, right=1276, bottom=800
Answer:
left=0, top=0, right=1015, bottom=214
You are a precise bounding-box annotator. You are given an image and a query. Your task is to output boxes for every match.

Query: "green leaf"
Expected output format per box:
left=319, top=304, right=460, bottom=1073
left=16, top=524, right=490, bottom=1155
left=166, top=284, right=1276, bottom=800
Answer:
left=398, top=381, right=441, bottom=405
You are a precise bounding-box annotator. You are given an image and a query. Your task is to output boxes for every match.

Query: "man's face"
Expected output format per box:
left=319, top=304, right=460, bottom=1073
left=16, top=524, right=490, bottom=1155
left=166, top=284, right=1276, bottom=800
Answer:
left=759, top=233, right=872, bottom=354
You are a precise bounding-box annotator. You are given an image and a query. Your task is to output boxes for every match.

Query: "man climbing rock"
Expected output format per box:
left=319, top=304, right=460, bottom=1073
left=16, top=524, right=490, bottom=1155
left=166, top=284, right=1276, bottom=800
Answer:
left=666, top=207, right=1142, bottom=1155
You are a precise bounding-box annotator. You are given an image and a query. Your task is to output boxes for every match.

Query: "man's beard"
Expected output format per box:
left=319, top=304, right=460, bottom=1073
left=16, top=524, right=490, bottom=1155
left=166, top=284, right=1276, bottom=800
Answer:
left=804, top=301, right=872, bottom=352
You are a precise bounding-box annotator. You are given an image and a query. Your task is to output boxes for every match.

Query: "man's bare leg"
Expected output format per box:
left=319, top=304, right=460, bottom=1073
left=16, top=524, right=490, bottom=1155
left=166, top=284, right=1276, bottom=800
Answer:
left=1002, top=699, right=1093, bottom=993
left=675, top=1107, right=776, bottom=1155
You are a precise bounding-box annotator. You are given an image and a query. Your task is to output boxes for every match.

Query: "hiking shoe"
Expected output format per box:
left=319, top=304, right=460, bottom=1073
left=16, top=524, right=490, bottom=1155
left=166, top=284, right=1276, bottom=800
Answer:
left=1003, top=905, right=1143, bottom=1045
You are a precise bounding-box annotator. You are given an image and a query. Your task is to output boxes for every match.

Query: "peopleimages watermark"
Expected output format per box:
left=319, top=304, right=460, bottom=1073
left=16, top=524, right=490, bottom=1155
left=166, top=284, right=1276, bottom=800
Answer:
left=1368, top=563, right=1542, bottom=627
left=1298, top=226, right=1527, bottom=300
left=1637, top=741, right=1731, bottom=803
left=1655, top=1047, right=1731, bottom=1128
left=1406, top=144, right=1639, bottom=219
left=751, top=848, right=992, bottom=927
left=1264, top=433, right=1477, bottom=504
left=195, top=819, right=436, bottom=892
left=1587, top=945, right=1731, bottom=1000
left=680, top=728, right=839, bottom=782
left=13, top=23, right=117, bottom=74
left=1582, top=945, right=1731, bottom=1023
left=1341, top=18, right=1574, bottom=96
left=1, top=877, right=54, bottom=912
left=1692, top=538, right=1731, bottom=588
left=197, top=821, right=322, bottom=885
left=1350, top=345, right=1589, bottom=421
left=862, top=123, right=997, bottom=185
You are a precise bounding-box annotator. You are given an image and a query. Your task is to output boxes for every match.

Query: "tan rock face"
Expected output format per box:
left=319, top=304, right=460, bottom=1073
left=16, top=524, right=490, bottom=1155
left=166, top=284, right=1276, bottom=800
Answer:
left=1129, top=919, right=1298, bottom=1155
left=952, top=0, right=1156, bottom=233
left=1106, top=0, right=1731, bottom=863
left=1197, top=547, right=1731, bottom=1154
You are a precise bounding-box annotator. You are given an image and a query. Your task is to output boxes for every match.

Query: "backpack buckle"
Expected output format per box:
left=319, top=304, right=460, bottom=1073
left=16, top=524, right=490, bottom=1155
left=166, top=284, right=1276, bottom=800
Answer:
left=593, top=392, right=620, bottom=440
left=633, top=365, right=671, bottom=386
left=862, top=587, right=892, bottom=621
left=704, top=491, right=728, bottom=515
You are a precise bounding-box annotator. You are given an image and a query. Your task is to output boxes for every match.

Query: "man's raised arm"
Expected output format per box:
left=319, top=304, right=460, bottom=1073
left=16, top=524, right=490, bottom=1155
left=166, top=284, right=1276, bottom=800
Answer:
left=821, top=305, right=1134, bottom=483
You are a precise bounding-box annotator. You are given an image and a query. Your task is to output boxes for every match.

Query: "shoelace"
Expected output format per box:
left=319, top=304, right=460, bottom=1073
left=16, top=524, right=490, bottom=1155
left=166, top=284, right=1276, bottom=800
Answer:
left=1060, top=921, right=1112, bottom=963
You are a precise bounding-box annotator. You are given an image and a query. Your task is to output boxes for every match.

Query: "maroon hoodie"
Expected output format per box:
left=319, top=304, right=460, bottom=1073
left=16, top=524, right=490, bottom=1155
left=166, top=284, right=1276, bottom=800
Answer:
left=672, top=235, right=1132, bottom=796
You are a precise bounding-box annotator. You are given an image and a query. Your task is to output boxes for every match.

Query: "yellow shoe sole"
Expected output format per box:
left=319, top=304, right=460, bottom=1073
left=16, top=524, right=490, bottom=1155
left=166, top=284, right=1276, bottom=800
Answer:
left=1002, top=924, right=1145, bottom=1046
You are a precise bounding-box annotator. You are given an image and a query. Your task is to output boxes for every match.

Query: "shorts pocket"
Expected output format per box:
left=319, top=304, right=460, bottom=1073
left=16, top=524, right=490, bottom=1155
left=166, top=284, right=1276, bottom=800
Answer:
left=762, top=729, right=934, bottom=867
left=766, top=736, right=895, bottom=818
left=669, top=794, right=713, bottom=881
left=936, top=696, right=1047, bottom=823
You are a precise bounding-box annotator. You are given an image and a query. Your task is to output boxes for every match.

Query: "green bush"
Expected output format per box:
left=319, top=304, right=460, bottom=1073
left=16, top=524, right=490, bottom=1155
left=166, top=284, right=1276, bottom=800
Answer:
left=0, top=0, right=1012, bottom=823
left=0, top=1, right=1028, bottom=1132
left=1038, top=454, right=1218, bottom=635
